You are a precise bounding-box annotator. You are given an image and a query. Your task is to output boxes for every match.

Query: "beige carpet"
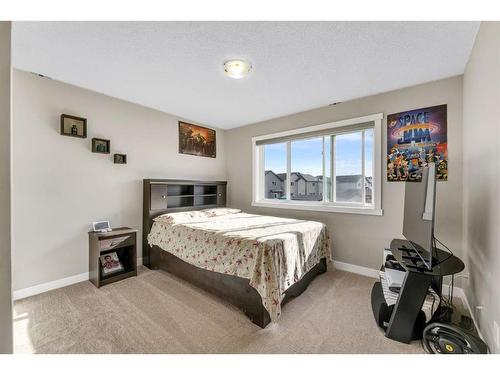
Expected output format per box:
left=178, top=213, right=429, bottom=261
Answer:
left=14, top=265, right=429, bottom=354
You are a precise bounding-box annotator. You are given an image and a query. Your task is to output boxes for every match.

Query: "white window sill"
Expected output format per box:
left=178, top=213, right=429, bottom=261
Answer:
left=251, top=200, right=383, bottom=216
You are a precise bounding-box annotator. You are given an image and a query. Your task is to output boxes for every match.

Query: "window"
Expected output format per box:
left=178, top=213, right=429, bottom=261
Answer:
left=290, top=137, right=323, bottom=202
left=253, top=114, right=383, bottom=215
left=364, top=128, right=374, bottom=204
left=335, top=131, right=363, bottom=203
left=263, top=143, right=286, bottom=200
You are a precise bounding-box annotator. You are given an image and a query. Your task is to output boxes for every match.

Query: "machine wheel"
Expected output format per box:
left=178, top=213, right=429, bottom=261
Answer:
left=422, top=322, right=488, bottom=354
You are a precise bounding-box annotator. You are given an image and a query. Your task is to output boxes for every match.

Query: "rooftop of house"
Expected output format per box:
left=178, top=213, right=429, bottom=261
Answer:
left=265, top=171, right=373, bottom=184
left=271, top=171, right=320, bottom=182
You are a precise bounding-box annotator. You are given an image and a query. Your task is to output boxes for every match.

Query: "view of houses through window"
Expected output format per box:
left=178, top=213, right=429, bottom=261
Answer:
left=263, top=142, right=286, bottom=200
left=263, top=128, right=373, bottom=205
left=291, top=137, right=323, bottom=201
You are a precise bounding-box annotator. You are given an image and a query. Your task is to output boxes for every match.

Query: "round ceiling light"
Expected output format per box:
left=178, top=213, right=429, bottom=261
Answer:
left=223, top=59, right=252, bottom=79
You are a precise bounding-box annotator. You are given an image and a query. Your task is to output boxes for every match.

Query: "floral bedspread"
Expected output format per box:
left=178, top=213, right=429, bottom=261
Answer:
left=147, top=209, right=331, bottom=322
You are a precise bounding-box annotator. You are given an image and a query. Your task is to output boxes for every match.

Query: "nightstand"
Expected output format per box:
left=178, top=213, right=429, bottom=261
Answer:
left=88, top=227, right=138, bottom=288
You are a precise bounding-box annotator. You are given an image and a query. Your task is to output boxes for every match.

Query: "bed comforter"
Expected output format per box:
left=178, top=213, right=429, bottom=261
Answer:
left=147, top=209, right=331, bottom=321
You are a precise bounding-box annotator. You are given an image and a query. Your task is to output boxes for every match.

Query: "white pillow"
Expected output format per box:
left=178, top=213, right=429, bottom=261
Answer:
left=153, top=210, right=211, bottom=224
left=202, top=208, right=241, bottom=217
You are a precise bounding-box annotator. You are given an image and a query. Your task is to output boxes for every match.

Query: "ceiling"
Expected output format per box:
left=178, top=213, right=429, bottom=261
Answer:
left=12, top=22, right=479, bottom=129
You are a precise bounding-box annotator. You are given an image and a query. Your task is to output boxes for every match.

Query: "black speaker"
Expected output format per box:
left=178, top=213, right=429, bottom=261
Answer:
left=422, top=322, right=488, bottom=354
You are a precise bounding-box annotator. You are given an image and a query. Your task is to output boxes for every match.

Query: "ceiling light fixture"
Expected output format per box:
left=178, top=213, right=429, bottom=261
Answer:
left=223, top=59, right=252, bottom=79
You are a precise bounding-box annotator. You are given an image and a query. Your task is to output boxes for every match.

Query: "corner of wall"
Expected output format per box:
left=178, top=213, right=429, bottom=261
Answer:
left=461, top=21, right=500, bottom=353
left=0, top=20, right=13, bottom=354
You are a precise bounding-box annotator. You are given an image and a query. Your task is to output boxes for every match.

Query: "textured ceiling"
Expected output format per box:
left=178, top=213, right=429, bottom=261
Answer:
left=12, top=22, right=479, bottom=129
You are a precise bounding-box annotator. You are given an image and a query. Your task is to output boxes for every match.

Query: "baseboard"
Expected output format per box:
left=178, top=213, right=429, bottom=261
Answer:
left=441, top=283, right=463, bottom=299
left=13, top=257, right=144, bottom=301
left=333, top=260, right=379, bottom=279
left=447, top=286, right=485, bottom=342
left=13, top=272, right=90, bottom=301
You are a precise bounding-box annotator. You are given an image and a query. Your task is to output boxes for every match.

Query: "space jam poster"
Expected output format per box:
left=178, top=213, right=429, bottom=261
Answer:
left=387, top=104, right=448, bottom=182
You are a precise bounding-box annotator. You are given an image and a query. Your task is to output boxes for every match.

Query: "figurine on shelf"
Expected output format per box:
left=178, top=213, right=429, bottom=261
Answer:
left=96, top=143, right=106, bottom=152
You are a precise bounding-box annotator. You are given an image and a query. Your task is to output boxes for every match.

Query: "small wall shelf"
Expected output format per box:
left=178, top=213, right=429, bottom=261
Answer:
left=60, top=114, right=87, bottom=138
left=92, top=138, right=111, bottom=154
left=114, top=154, right=127, bottom=164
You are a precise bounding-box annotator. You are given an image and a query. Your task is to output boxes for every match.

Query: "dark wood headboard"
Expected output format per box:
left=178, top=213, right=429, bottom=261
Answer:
left=142, top=179, right=227, bottom=267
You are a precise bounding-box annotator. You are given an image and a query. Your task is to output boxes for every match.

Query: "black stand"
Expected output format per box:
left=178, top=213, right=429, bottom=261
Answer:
left=385, top=271, right=433, bottom=343
left=375, top=238, right=465, bottom=344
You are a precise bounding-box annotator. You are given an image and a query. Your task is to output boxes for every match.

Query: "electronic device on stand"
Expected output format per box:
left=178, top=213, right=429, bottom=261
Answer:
left=371, top=163, right=488, bottom=354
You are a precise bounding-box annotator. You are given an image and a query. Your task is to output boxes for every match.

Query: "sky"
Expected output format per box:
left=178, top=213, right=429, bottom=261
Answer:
left=264, top=130, right=373, bottom=177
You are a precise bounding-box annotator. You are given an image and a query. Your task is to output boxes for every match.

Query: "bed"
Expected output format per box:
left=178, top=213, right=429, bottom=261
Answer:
left=142, top=179, right=331, bottom=327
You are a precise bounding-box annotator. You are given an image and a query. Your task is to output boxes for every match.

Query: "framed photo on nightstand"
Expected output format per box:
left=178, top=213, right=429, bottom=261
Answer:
left=99, top=252, right=123, bottom=275
left=92, top=221, right=111, bottom=233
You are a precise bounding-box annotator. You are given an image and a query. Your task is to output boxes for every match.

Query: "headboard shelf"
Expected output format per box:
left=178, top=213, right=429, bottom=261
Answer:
left=167, top=196, right=194, bottom=208
left=142, top=179, right=227, bottom=267
left=194, top=195, right=217, bottom=206
left=167, top=184, right=194, bottom=196
left=194, top=184, right=218, bottom=195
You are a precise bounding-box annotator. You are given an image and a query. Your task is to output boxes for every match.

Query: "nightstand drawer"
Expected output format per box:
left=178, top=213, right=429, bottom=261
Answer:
left=99, top=235, right=135, bottom=252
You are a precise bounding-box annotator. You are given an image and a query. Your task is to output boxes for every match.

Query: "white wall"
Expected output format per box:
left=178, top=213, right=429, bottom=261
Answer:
left=0, top=21, right=13, bottom=354
left=225, top=76, right=464, bottom=271
left=462, top=22, right=500, bottom=353
left=12, top=69, right=227, bottom=291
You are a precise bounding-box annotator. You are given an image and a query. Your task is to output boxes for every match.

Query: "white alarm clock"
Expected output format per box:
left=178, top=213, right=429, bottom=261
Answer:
left=92, top=220, right=112, bottom=233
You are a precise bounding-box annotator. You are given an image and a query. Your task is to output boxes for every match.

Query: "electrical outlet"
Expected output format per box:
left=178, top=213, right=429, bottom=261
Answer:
left=494, top=321, right=500, bottom=350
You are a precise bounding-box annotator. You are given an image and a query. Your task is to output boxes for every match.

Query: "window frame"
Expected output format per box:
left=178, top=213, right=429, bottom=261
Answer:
left=252, top=113, right=383, bottom=216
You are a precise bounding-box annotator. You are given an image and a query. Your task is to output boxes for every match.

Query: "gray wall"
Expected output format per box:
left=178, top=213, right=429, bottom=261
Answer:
left=463, top=22, right=500, bottom=353
left=12, top=70, right=227, bottom=291
left=226, top=76, right=464, bottom=271
left=0, top=21, right=12, bottom=354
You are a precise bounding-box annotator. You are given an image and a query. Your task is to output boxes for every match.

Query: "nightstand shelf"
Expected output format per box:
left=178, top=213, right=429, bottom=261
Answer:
left=89, top=227, right=138, bottom=288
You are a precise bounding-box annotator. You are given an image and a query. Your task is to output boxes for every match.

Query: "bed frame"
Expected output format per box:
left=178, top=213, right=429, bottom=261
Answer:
left=142, top=179, right=327, bottom=328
